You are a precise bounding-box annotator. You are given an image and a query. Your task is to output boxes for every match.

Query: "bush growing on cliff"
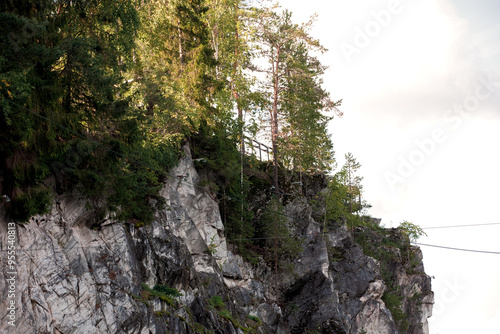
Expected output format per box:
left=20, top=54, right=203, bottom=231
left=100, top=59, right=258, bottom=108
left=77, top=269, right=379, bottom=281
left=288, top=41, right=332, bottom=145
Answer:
left=141, top=283, right=181, bottom=306
left=208, top=295, right=225, bottom=310
left=260, top=196, right=302, bottom=268
left=382, top=290, right=409, bottom=332
left=399, top=220, right=427, bottom=244
left=153, top=284, right=182, bottom=298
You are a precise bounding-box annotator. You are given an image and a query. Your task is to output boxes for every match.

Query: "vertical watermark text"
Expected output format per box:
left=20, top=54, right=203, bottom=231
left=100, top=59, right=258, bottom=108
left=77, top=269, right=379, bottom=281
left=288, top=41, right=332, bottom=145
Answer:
left=5, top=222, right=17, bottom=327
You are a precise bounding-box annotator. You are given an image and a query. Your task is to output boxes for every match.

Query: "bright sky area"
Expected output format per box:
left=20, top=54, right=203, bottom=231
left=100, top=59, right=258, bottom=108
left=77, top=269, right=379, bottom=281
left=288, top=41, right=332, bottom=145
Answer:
left=281, top=0, right=500, bottom=333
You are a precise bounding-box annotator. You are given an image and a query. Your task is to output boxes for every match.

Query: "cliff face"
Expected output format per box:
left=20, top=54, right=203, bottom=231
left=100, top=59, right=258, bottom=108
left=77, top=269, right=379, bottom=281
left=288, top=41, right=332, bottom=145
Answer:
left=0, top=146, right=433, bottom=334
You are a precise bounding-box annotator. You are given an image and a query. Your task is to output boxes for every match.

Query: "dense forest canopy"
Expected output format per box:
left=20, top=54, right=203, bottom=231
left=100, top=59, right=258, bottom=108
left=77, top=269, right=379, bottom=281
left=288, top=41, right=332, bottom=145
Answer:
left=0, top=0, right=347, bottom=224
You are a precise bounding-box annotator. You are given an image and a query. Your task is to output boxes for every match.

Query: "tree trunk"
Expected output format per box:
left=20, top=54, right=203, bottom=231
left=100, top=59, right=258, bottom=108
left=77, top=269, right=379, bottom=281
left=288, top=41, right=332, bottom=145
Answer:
left=271, top=46, right=280, bottom=193
left=177, top=19, right=185, bottom=64
left=231, top=8, right=245, bottom=236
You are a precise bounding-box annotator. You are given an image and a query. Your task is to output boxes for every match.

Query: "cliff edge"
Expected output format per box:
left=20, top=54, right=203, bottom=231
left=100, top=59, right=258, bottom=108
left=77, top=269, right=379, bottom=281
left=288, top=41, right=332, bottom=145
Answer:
left=0, top=146, right=433, bottom=333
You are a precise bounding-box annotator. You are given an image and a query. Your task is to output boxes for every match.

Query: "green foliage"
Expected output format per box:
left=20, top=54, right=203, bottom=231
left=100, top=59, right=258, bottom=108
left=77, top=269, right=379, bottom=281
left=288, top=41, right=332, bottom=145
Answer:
left=260, top=196, right=302, bottom=267
left=323, top=153, right=371, bottom=232
left=246, top=314, right=261, bottom=323
left=353, top=224, right=418, bottom=333
left=398, top=220, right=427, bottom=243
left=1, top=0, right=343, bottom=236
left=207, top=295, right=248, bottom=330
left=133, top=0, right=220, bottom=133
left=67, top=140, right=178, bottom=223
left=153, top=284, right=182, bottom=298
left=217, top=309, right=234, bottom=320
left=205, top=235, right=218, bottom=255
left=8, top=187, right=51, bottom=222
left=208, top=295, right=225, bottom=310
left=279, top=42, right=338, bottom=175
left=190, top=321, right=214, bottom=334
left=0, top=0, right=185, bottom=223
left=382, top=290, right=410, bottom=332
left=0, top=8, right=62, bottom=220
left=340, top=152, right=366, bottom=214
left=247, top=8, right=340, bottom=190
left=324, top=170, right=350, bottom=225
left=141, top=283, right=181, bottom=306
left=191, top=121, right=254, bottom=245
left=206, top=0, right=262, bottom=117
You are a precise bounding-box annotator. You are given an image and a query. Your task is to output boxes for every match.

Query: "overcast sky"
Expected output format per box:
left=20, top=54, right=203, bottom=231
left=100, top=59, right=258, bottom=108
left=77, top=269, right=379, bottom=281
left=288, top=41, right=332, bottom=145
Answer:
left=281, top=0, right=500, bottom=333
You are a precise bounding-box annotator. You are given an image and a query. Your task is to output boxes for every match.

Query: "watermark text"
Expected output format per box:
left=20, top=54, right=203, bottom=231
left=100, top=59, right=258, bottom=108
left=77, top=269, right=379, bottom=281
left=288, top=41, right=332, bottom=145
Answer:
left=6, top=222, right=17, bottom=327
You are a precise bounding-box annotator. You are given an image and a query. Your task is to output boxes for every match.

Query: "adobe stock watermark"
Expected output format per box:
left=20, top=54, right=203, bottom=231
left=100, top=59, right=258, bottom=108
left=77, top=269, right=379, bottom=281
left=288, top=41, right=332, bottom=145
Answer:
left=5, top=222, right=18, bottom=327
left=432, top=277, right=467, bottom=316
left=339, top=0, right=413, bottom=64
left=385, top=74, right=500, bottom=191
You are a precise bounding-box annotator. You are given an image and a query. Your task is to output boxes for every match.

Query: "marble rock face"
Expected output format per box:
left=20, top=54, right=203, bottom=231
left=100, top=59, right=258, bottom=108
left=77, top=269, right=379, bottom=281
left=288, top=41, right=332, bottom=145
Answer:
left=0, top=146, right=432, bottom=334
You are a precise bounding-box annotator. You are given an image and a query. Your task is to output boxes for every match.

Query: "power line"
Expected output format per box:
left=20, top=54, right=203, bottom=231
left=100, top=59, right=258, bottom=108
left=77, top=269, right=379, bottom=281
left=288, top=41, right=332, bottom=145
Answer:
left=422, top=223, right=500, bottom=230
left=415, top=243, right=500, bottom=255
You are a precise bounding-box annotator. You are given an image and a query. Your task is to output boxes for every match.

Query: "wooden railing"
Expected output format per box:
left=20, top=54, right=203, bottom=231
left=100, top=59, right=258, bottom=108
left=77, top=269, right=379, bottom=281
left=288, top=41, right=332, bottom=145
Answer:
left=243, top=137, right=272, bottom=162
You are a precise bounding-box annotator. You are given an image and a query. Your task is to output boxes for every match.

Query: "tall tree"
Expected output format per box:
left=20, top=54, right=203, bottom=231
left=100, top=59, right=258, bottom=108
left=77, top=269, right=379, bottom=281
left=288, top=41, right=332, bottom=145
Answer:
left=1, top=0, right=142, bottom=219
left=132, top=0, right=219, bottom=139
left=1, top=0, right=185, bottom=222
left=279, top=42, right=341, bottom=181
left=0, top=1, right=60, bottom=218
left=252, top=9, right=340, bottom=191
left=205, top=0, right=264, bottom=145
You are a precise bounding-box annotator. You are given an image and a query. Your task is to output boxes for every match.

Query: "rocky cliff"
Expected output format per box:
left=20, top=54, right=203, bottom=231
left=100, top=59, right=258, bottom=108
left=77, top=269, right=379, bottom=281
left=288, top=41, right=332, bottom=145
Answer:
left=0, top=146, right=433, bottom=333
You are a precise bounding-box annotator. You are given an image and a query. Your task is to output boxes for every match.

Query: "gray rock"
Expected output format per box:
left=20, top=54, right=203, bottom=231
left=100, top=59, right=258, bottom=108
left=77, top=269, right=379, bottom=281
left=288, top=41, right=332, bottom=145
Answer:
left=0, top=145, right=432, bottom=334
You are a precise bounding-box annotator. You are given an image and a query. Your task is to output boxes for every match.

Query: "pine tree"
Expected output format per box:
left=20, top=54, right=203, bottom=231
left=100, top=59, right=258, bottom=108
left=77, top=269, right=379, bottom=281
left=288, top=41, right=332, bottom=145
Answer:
left=132, top=0, right=219, bottom=138
left=251, top=9, right=340, bottom=191
left=341, top=152, right=363, bottom=214
left=324, top=153, right=370, bottom=232
left=0, top=0, right=184, bottom=222
left=279, top=42, right=340, bottom=180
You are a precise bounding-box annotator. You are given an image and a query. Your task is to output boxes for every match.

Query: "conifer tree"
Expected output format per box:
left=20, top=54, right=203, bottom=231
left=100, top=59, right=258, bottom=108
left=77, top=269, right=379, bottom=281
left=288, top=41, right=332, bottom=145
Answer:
left=280, top=42, right=340, bottom=179
left=324, top=153, right=369, bottom=232
left=205, top=0, right=261, bottom=152
left=132, top=0, right=219, bottom=138
left=251, top=9, right=340, bottom=191
left=341, top=152, right=363, bottom=214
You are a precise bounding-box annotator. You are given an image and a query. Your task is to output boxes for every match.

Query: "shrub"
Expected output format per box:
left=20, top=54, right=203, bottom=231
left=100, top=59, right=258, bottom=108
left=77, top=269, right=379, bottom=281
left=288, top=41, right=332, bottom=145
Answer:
left=247, top=314, right=261, bottom=323
left=153, top=284, right=182, bottom=297
left=208, top=295, right=225, bottom=310
left=382, top=290, right=409, bottom=332
left=141, top=283, right=181, bottom=306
